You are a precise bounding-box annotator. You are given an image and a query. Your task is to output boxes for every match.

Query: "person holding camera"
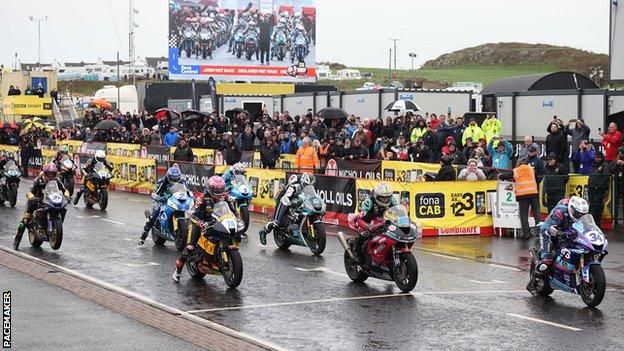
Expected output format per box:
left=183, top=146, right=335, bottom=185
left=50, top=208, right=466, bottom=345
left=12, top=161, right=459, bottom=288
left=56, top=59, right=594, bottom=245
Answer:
left=571, top=140, right=595, bottom=175
left=488, top=136, right=513, bottom=169
left=565, top=118, right=591, bottom=173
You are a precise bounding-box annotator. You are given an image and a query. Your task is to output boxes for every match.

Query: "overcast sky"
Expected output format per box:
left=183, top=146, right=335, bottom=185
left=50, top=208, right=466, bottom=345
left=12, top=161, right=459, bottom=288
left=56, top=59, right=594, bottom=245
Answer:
left=0, top=0, right=610, bottom=69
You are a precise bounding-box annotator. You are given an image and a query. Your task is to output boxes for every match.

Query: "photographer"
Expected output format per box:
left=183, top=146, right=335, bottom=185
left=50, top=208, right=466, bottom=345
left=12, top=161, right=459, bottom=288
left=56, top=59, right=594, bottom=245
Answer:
left=457, top=159, right=486, bottom=181
left=571, top=140, right=595, bottom=175
left=565, top=118, right=591, bottom=172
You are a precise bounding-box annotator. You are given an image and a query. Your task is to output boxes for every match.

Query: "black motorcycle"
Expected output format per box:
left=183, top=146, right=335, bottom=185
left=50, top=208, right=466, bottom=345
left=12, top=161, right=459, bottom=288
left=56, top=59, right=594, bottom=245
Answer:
left=180, top=25, right=196, bottom=58
left=197, top=28, right=214, bottom=59
left=0, top=160, right=20, bottom=207
left=244, top=31, right=258, bottom=61
left=82, top=162, right=112, bottom=210
left=28, top=182, right=68, bottom=250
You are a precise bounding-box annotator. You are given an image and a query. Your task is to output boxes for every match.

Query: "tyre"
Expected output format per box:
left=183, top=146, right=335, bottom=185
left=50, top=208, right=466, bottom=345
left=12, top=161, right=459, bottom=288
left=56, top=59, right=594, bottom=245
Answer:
left=98, top=188, right=108, bottom=210
left=236, top=49, right=242, bottom=58
left=344, top=250, right=367, bottom=282
left=152, top=231, right=166, bottom=246
left=240, top=206, right=250, bottom=232
left=49, top=218, right=64, bottom=250
left=175, top=219, right=189, bottom=252
left=306, top=222, right=326, bottom=256
left=28, top=230, right=43, bottom=248
left=392, top=252, right=419, bottom=293
left=580, top=265, right=606, bottom=307
left=202, top=50, right=207, bottom=59
left=84, top=193, right=94, bottom=208
left=274, top=230, right=291, bottom=250
left=528, top=260, right=554, bottom=297
left=8, top=185, right=17, bottom=208
left=220, top=249, right=243, bottom=289
left=186, top=257, right=206, bottom=279
left=66, top=177, right=75, bottom=197
left=185, top=47, right=191, bottom=58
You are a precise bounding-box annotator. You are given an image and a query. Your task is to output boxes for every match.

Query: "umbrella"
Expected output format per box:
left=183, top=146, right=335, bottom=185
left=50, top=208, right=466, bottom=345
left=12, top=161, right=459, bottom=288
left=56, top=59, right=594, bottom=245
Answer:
left=72, top=117, right=85, bottom=125
left=181, top=115, right=202, bottom=123
left=91, top=98, right=113, bottom=110
left=225, top=107, right=249, bottom=118
left=21, top=118, right=46, bottom=133
left=317, top=107, right=349, bottom=120
left=384, top=100, right=421, bottom=112
left=94, top=120, right=122, bottom=130
left=57, top=120, right=75, bottom=129
left=154, top=108, right=180, bottom=121
left=181, top=109, right=208, bottom=117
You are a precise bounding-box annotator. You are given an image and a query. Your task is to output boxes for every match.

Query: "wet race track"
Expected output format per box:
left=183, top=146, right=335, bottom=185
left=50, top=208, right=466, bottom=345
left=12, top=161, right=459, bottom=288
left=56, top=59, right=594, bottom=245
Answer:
left=2, top=180, right=624, bottom=350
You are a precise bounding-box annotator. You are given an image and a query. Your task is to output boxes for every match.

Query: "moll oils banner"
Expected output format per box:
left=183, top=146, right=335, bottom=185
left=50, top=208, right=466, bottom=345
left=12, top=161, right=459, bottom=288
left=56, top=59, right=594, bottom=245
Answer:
left=168, top=0, right=317, bottom=82
left=356, top=179, right=497, bottom=236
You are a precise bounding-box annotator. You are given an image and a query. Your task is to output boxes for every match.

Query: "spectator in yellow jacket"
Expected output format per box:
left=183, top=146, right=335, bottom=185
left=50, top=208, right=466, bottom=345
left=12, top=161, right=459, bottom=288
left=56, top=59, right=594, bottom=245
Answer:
left=482, top=114, right=502, bottom=143
left=462, top=118, right=485, bottom=146
left=295, top=137, right=319, bottom=173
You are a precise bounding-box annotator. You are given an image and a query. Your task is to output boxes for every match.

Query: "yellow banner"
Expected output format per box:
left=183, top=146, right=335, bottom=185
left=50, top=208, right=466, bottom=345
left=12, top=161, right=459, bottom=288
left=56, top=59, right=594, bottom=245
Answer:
left=539, top=175, right=612, bottom=221
left=169, top=147, right=215, bottom=164
left=108, top=155, right=155, bottom=191
left=56, top=140, right=84, bottom=154
left=0, top=145, right=19, bottom=159
left=2, top=96, right=52, bottom=116
left=107, top=143, right=141, bottom=158
left=381, top=160, right=441, bottom=182
left=356, top=179, right=497, bottom=234
left=245, top=168, right=286, bottom=209
left=42, top=149, right=55, bottom=165
left=277, top=154, right=297, bottom=169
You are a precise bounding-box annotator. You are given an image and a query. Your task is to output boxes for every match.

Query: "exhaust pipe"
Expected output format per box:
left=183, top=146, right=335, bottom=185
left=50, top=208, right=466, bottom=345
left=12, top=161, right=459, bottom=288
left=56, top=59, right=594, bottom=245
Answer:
left=337, top=231, right=355, bottom=260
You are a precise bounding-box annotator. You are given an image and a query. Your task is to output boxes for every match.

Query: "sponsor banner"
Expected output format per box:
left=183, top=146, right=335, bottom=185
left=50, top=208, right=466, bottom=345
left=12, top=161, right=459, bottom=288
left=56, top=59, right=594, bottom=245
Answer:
left=356, top=179, right=497, bottom=236
left=107, top=143, right=141, bottom=158
left=245, top=168, right=286, bottom=211
left=241, top=151, right=255, bottom=168
left=253, top=151, right=262, bottom=168
left=171, top=147, right=215, bottom=164
left=381, top=160, right=441, bottom=182
left=108, top=155, right=156, bottom=192
left=56, top=140, right=84, bottom=154
left=2, top=95, right=52, bottom=116
left=141, top=145, right=171, bottom=162
left=325, top=159, right=382, bottom=179
left=80, top=142, right=107, bottom=155
left=27, top=149, right=43, bottom=175
left=0, top=145, right=19, bottom=160
left=166, top=161, right=215, bottom=194
left=278, top=154, right=297, bottom=169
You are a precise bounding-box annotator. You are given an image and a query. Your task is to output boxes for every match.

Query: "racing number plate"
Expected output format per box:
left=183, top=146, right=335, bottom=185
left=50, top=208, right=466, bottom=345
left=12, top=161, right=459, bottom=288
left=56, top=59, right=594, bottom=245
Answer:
left=86, top=181, right=95, bottom=192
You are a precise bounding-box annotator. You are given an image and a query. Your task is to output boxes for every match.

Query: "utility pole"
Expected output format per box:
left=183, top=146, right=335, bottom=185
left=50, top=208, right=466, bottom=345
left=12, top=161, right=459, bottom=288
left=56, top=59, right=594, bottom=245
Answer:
left=29, top=15, right=48, bottom=69
left=389, top=38, right=401, bottom=74
left=388, top=48, right=392, bottom=80
left=409, top=52, right=417, bottom=71
left=117, top=51, right=121, bottom=112
left=129, top=0, right=138, bottom=86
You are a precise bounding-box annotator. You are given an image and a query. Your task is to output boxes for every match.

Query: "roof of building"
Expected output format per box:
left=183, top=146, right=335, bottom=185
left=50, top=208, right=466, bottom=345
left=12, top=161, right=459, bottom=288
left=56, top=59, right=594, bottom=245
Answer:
left=481, top=71, right=599, bottom=95
left=20, top=63, right=52, bottom=70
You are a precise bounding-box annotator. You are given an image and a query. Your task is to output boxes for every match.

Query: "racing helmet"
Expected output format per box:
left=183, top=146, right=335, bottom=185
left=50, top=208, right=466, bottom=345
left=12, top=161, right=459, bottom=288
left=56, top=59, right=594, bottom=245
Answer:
left=568, top=196, right=589, bottom=222
left=373, top=183, right=393, bottom=207
left=296, top=24, right=304, bottom=31
left=59, top=145, right=69, bottom=154
left=230, top=163, right=246, bottom=176
left=166, top=166, right=181, bottom=183
left=42, top=163, right=58, bottom=180
left=278, top=18, right=287, bottom=25
left=294, top=11, right=301, bottom=18
left=95, top=150, right=106, bottom=162
left=207, top=176, right=226, bottom=198
left=300, top=172, right=315, bottom=187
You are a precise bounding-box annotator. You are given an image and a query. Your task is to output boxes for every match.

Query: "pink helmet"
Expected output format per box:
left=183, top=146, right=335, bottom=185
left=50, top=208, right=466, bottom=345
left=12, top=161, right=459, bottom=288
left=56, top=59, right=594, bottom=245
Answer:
left=207, top=176, right=225, bottom=198
left=42, top=163, right=58, bottom=179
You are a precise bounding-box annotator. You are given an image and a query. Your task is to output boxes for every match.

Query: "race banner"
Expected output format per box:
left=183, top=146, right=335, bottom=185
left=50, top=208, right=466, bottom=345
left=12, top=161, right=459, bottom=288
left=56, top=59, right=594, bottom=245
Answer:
left=80, top=142, right=107, bottom=155
left=381, top=160, right=441, bottom=182
left=56, top=140, right=84, bottom=154
left=245, top=168, right=286, bottom=213
left=325, top=159, right=382, bottom=179
left=108, top=155, right=156, bottom=193
left=565, top=175, right=612, bottom=227
left=1, top=95, right=52, bottom=116
left=192, top=148, right=215, bottom=164
left=240, top=151, right=255, bottom=168
left=167, top=161, right=215, bottom=194
left=356, top=179, right=497, bottom=236
left=253, top=151, right=262, bottom=168
left=107, top=142, right=141, bottom=158
left=141, top=145, right=171, bottom=162
left=0, top=145, right=19, bottom=160
left=278, top=154, right=297, bottom=169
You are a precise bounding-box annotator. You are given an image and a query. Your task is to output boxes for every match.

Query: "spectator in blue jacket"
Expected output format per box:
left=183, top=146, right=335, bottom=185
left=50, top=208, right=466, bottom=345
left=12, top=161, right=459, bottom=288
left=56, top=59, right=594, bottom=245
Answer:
left=488, top=136, right=513, bottom=169
left=571, top=140, right=595, bottom=175
left=163, top=127, right=179, bottom=147
left=280, top=132, right=292, bottom=154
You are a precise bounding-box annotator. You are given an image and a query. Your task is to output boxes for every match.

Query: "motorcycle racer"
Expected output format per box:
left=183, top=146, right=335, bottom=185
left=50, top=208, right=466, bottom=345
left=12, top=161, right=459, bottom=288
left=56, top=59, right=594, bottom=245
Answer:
left=74, top=150, right=113, bottom=205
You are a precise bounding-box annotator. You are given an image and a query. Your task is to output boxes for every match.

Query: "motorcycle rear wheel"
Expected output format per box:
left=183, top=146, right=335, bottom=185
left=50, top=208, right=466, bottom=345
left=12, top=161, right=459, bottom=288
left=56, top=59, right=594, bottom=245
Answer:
left=187, top=257, right=207, bottom=280
left=99, top=188, right=109, bottom=210
left=28, top=230, right=43, bottom=248
left=344, top=250, right=367, bottom=282
left=220, top=250, right=243, bottom=289
left=49, top=218, right=64, bottom=250
left=392, top=252, right=419, bottom=293
left=528, top=260, right=554, bottom=297
left=580, top=265, right=606, bottom=307
left=274, top=230, right=291, bottom=250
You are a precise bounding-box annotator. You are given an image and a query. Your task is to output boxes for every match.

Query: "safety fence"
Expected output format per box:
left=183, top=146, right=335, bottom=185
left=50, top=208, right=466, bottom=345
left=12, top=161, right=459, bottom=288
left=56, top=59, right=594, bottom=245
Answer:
left=0, top=142, right=615, bottom=235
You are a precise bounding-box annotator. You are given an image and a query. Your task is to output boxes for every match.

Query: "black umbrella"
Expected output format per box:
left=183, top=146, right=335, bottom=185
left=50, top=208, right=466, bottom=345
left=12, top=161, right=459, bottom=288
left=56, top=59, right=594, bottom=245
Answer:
left=225, top=108, right=248, bottom=118
left=72, top=117, right=85, bottom=126
left=181, top=115, right=202, bottom=123
left=317, top=107, right=349, bottom=120
left=181, top=109, right=209, bottom=117
left=384, top=100, right=421, bottom=112
left=58, top=120, right=76, bottom=129
left=94, top=120, right=122, bottom=130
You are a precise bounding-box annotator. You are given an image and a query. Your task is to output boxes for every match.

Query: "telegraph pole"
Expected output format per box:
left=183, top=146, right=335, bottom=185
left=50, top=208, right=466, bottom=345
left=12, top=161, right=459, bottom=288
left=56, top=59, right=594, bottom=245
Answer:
left=388, top=48, right=392, bottom=80
left=129, top=0, right=138, bottom=85
left=389, top=38, right=401, bottom=74
left=29, top=15, right=48, bottom=69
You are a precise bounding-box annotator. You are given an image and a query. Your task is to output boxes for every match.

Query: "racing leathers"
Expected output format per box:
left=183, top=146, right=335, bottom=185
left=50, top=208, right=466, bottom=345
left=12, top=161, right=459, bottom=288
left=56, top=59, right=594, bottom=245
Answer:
left=539, top=198, right=575, bottom=260
left=74, top=156, right=113, bottom=203
left=139, top=177, right=187, bottom=244
left=13, top=173, right=69, bottom=250
left=349, top=196, right=398, bottom=262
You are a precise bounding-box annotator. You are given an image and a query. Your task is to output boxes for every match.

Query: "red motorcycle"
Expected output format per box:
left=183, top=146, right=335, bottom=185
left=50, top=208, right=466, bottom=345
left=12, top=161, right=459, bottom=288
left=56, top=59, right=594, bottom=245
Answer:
left=338, top=205, right=420, bottom=292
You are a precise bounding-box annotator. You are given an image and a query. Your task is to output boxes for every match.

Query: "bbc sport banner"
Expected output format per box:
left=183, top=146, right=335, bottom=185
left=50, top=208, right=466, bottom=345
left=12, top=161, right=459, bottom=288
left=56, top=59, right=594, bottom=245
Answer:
left=168, top=0, right=317, bottom=82
left=381, top=160, right=441, bottom=182
left=107, top=143, right=141, bottom=158
left=356, top=179, right=497, bottom=236
left=1, top=95, right=52, bottom=116
left=245, top=168, right=286, bottom=213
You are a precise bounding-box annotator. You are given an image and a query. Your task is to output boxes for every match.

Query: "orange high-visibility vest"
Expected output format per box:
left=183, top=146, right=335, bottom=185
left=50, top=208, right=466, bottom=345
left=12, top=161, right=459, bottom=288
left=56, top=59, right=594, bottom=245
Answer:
left=295, top=146, right=319, bottom=172
left=513, top=164, right=538, bottom=197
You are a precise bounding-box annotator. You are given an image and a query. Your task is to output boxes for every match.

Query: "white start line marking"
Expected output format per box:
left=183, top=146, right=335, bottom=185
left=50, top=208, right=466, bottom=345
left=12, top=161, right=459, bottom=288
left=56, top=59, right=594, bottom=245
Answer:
left=101, top=218, right=125, bottom=225
left=507, top=313, right=582, bottom=331
left=430, top=253, right=462, bottom=260
left=124, top=262, right=160, bottom=267
left=489, top=264, right=521, bottom=271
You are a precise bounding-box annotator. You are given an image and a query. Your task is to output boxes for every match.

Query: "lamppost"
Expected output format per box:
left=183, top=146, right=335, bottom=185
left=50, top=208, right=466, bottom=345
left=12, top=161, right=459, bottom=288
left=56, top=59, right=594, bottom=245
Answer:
left=408, top=52, right=417, bottom=71
left=28, top=15, right=48, bottom=69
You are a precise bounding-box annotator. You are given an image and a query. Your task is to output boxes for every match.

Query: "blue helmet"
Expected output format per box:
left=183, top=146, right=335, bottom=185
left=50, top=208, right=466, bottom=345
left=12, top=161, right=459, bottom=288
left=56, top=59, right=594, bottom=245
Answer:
left=166, top=166, right=181, bottom=183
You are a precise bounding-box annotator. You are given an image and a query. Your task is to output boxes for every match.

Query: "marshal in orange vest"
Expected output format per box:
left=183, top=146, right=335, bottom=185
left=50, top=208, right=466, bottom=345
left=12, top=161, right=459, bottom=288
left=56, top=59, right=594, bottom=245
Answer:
left=513, top=164, right=538, bottom=197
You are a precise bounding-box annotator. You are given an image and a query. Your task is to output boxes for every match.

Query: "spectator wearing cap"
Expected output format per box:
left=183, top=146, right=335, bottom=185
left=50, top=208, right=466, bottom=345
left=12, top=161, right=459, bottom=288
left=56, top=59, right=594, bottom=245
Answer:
left=518, top=135, right=541, bottom=162
left=436, top=155, right=456, bottom=181
left=441, top=136, right=455, bottom=155
left=588, top=151, right=611, bottom=227
left=173, top=137, right=194, bottom=162
left=525, top=145, right=544, bottom=182
left=447, top=142, right=467, bottom=165
left=565, top=118, right=591, bottom=172
left=611, top=147, right=624, bottom=225
left=482, top=114, right=502, bottom=143
left=543, top=152, right=569, bottom=213
left=462, top=118, right=484, bottom=146
left=488, top=136, right=513, bottom=169
left=457, top=159, right=486, bottom=181
left=600, top=122, right=623, bottom=162
left=545, top=122, right=568, bottom=164
left=513, top=157, right=540, bottom=239
left=571, top=140, right=595, bottom=175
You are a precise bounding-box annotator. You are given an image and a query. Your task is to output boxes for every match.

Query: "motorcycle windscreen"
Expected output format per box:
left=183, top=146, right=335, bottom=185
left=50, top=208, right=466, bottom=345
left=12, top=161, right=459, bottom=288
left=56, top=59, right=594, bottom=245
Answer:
left=383, top=205, right=409, bottom=226
left=4, top=160, right=19, bottom=176
left=94, top=162, right=111, bottom=179
left=231, top=175, right=252, bottom=195
left=43, top=181, right=65, bottom=207
left=212, top=201, right=238, bottom=235
left=301, top=185, right=324, bottom=212
left=61, top=155, right=73, bottom=168
left=573, top=214, right=606, bottom=249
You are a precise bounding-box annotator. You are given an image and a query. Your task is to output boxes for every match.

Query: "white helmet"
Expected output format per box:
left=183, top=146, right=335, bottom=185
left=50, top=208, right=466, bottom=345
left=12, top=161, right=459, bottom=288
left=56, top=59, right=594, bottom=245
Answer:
left=373, top=183, right=393, bottom=207
left=230, top=162, right=246, bottom=176
left=568, top=196, right=589, bottom=222
left=294, top=12, right=301, bottom=18
left=95, top=150, right=106, bottom=162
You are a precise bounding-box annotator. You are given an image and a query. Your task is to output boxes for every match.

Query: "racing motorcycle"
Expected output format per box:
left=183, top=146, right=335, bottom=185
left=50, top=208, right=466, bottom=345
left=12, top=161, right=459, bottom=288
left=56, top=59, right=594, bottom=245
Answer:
left=185, top=201, right=245, bottom=288
left=59, top=155, right=76, bottom=197
left=144, top=183, right=194, bottom=251
left=244, top=30, right=258, bottom=61
left=233, top=30, right=245, bottom=58
left=197, top=27, right=213, bottom=59
left=292, top=33, right=307, bottom=64
left=338, top=204, right=420, bottom=293
left=0, top=160, right=20, bottom=207
left=83, top=162, right=111, bottom=210
left=528, top=214, right=608, bottom=307
left=28, top=182, right=68, bottom=250
left=273, top=30, right=288, bottom=61
left=228, top=175, right=252, bottom=232
left=180, top=25, right=196, bottom=58
left=272, top=184, right=326, bottom=256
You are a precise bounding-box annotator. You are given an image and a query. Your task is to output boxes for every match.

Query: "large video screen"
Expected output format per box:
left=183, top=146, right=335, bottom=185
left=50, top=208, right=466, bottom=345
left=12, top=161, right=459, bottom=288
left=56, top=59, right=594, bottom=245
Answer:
left=611, top=0, right=624, bottom=82
left=168, top=0, right=316, bottom=82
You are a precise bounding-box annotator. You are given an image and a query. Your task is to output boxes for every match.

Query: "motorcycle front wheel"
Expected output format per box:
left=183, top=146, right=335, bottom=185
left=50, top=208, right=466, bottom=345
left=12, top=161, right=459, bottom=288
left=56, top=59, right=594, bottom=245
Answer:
left=8, top=185, right=17, bottom=208
left=392, top=252, right=419, bottom=293
left=151, top=231, right=166, bottom=246
left=49, top=218, right=64, bottom=250
left=98, top=188, right=108, bottom=210
left=580, top=265, right=606, bottom=307
left=306, top=221, right=326, bottom=256
left=84, top=192, right=94, bottom=208
left=240, top=206, right=250, bottom=232
left=344, top=250, right=367, bottom=282
left=220, top=250, right=243, bottom=289
left=175, top=219, right=189, bottom=252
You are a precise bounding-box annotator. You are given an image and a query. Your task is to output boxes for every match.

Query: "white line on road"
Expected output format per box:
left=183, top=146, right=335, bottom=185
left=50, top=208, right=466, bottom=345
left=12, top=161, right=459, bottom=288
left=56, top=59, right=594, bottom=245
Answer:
left=295, top=266, right=349, bottom=277
left=489, top=264, right=521, bottom=271
left=507, top=313, right=582, bottom=331
left=76, top=215, right=100, bottom=219
left=109, top=195, right=120, bottom=199
left=468, top=279, right=508, bottom=284
left=101, top=218, right=125, bottom=225
left=430, top=253, right=462, bottom=260
left=124, top=262, right=159, bottom=267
